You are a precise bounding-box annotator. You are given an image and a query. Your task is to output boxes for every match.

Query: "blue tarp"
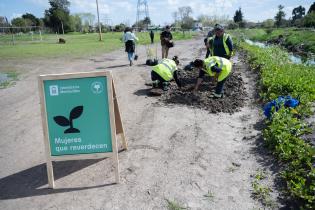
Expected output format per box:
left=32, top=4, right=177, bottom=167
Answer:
left=263, top=96, right=300, bottom=118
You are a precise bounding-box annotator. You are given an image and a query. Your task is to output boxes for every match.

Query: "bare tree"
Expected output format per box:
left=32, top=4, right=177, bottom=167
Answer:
left=178, top=6, right=193, bottom=20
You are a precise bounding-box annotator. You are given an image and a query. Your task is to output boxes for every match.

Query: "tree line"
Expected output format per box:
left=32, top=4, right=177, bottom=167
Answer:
left=1, top=0, right=314, bottom=34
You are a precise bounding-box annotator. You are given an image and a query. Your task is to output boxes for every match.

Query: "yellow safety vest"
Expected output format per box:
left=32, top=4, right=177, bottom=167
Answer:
left=204, top=56, right=232, bottom=82
left=152, top=59, right=177, bottom=81
left=212, top=33, right=232, bottom=57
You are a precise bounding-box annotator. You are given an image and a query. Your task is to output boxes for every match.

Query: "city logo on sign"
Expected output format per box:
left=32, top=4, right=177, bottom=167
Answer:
left=49, top=85, right=59, bottom=96
left=91, top=81, right=103, bottom=94
left=53, top=106, right=84, bottom=133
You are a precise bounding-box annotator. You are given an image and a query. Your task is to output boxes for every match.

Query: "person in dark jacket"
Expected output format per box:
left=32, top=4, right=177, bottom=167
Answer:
left=208, top=24, right=233, bottom=59
left=160, top=25, right=173, bottom=59
left=150, top=30, right=154, bottom=44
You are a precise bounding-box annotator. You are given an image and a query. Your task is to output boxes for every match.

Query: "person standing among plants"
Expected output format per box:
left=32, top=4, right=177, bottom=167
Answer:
left=160, top=25, right=173, bottom=59
left=209, top=24, right=233, bottom=59
left=123, top=27, right=138, bottom=66
left=193, top=56, right=232, bottom=98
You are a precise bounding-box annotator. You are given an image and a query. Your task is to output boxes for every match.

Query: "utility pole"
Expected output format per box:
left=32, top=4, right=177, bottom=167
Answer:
left=136, top=0, right=150, bottom=31
left=96, top=0, right=102, bottom=41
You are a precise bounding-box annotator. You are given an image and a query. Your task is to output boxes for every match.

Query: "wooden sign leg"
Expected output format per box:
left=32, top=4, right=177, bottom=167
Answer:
left=46, top=160, right=55, bottom=188
left=112, top=138, right=120, bottom=184
left=112, top=81, right=128, bottom=150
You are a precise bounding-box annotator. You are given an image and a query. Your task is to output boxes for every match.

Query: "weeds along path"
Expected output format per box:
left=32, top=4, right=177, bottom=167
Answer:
left=0, top=38, right=279, bottom=209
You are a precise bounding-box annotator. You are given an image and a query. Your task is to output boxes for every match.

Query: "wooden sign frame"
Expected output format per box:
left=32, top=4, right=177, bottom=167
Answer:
left=38, top=71, right=127, bottom=189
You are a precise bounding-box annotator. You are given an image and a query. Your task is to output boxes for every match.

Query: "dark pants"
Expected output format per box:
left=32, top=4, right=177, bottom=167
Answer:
left=205, top=48, right=211, bottom=58
left=150, top=36, right=154, bottom=44
left=151, top=71, right=166, bottom=88
left=215, top=76, right=229, bottom=94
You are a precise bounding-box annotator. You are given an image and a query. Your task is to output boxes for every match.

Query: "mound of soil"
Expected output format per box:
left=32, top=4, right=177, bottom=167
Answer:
left=160, top=68, right=247, bottom=114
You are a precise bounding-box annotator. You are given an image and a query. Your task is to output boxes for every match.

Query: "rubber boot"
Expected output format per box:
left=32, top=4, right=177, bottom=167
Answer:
left=162, top=82, right=170, bottom=91
left=152, top=80, right=159, bottom=88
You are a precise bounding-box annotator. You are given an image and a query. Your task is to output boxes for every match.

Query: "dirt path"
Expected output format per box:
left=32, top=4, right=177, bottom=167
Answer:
left=0, top=38, right=279, bottom=209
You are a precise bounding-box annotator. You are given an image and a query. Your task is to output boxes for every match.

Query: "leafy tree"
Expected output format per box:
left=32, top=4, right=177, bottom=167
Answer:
left=197, top=15, right=230, bottom=27
left=275, top=5, right=286, bottom=27
left=307, top=2, right=315, bottom=14
left=303, top=11, right=315, bottom=27
left=233, top=7, right=243, bottom=23
left=262, top=19, right=274, bottom=28
left=11, top=17, right=32, bottom=27
left=181, top=16, right=194, bottom=30
left=11, top=17, right=25, bottom=27
left=22, top=13, right=40, bottom=26
left=135, top=17, right=151, bottom=30
left=292, top=6, right=305, bottom=22
left=69, top=14, right=82, bottom=32
left=114, top=23, right=126, bottom=32
left=143, top=17, right=151, bottom=25
left=44, top=0, right=71, bottom=33
left=176, top=6, right=194, bottom=30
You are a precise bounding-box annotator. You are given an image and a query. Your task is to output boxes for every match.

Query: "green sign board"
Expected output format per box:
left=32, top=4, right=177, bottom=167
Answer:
left=43, top=76, right=113, bottom=156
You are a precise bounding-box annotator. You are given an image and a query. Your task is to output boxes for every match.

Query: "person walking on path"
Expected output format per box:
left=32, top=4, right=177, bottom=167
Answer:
left=193, top=56, right=232, bottom=98
left=123, top=27, right=139, bottom=66
left=160, top=25, right=173, bottom=59
left=151, top=56, right=181, bottom=91
left=150, top=30, right=154, bottom=44
left=208, top=24, right=233, bottom=59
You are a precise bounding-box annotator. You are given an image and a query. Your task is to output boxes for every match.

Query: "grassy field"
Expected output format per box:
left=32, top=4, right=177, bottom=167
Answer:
left=0, top=31, right=195, bottom=60
left=234, top=28, right=315, bottom=54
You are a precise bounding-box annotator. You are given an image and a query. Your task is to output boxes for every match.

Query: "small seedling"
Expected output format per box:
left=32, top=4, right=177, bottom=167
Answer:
left=54, top=105, right=83, bottom=133
left=165, top=199, right=187, bottom=210
left=251, top=170, right=276, bottom=208
left=203, top=190, right=215, bottom=201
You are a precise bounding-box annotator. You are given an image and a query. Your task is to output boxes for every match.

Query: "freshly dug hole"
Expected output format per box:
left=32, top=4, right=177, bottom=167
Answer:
left=160, top=68, right=247, bottom=114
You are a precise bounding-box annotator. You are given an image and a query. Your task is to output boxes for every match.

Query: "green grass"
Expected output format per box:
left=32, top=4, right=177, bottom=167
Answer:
left=234, top=28, right=315, bottom=53
left=0, top=31, right=195, bottom=60
left=203, top=190, right=215, bottom=201
left=251, top=170, right=275, bottom=208
left=0, top=70, right=19, bottom=88
left=166, top=199, right=187, bottom=210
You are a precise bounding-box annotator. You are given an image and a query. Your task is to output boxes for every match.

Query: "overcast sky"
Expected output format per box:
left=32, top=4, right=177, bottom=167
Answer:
left=1, top=0, right=314, bottom=25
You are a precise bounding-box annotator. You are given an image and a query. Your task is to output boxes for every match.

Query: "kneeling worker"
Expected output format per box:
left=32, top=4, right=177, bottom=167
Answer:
left=151, top=56, right=181, bottom=91
left=193, top=56, right=232, bottom=98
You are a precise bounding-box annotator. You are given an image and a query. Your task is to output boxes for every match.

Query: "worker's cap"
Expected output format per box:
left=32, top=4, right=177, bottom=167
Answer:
left=165, top=25, right=171, bottom=29
left=214, top=24, right=224, bottom=31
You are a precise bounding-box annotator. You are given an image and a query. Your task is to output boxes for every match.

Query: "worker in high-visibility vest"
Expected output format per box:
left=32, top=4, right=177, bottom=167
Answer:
left=193, top=56, right=232, bottom=98
left=151, top=56, right=181, bottom=91
left=208, top=24, right=233, bottom=59
left=204, top=29, right=214, bottom=58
